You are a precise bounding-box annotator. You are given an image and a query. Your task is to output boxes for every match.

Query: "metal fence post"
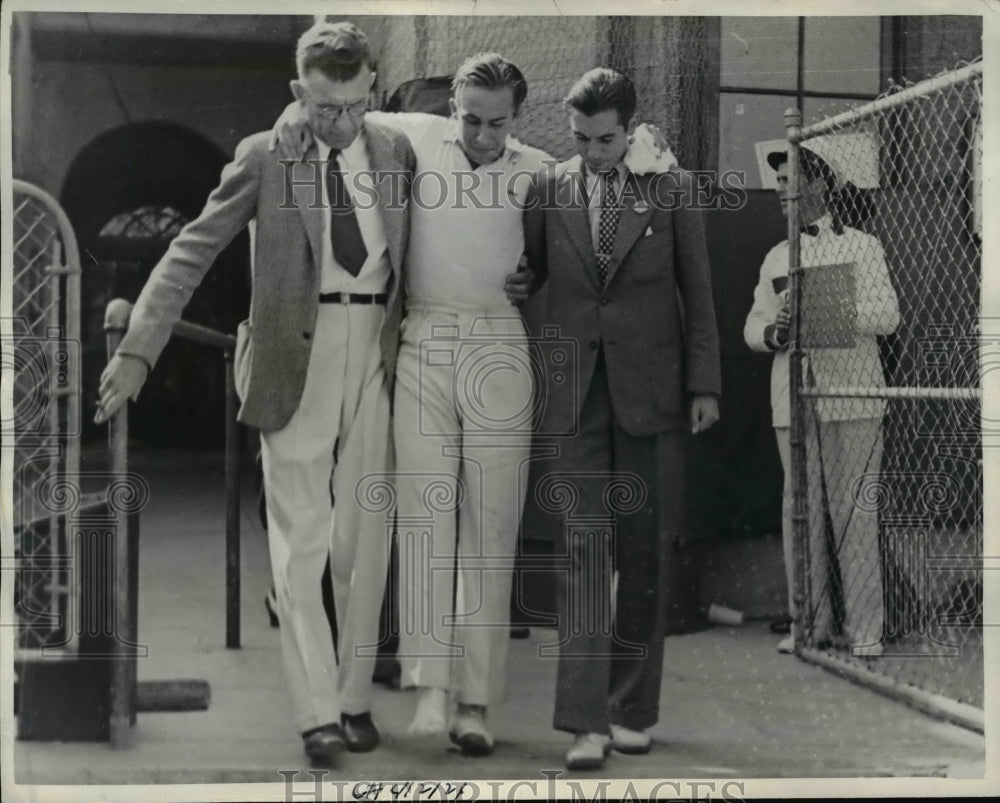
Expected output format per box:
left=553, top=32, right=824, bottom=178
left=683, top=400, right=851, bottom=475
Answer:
left=104, top=298, right=134, bottom=748
left=224, top=351, right=241, bottom=649
left=784, top=106, right=810, bottom=651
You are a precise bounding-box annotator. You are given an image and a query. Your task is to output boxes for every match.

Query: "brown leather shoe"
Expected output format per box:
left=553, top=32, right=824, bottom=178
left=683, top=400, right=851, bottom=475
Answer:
left=342, top=712, right=380, bottom=752
left=302, top=723, right=346, bottom=767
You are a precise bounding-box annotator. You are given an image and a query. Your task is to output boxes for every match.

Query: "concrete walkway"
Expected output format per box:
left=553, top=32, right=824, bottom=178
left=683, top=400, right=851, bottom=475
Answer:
left=12, top=452, right=987, bottom=788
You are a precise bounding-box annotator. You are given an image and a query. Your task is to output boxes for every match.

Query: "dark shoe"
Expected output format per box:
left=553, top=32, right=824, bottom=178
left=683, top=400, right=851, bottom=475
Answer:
left=302, top=723, right=346, bottom=767
left=448, top=704, right=494, bottom=756
left=769, top=617, right=792, bottom=635
left=265, top=589, right=279, bottom=628
left=341, top=712, right=380, bottom=752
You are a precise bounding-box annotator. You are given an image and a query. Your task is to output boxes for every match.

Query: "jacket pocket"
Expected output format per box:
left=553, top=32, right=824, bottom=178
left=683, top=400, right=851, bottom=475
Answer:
left=234, top=319, right=252, bottom=403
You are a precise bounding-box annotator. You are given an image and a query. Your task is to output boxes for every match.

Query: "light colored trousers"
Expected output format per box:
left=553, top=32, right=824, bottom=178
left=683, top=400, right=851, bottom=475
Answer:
left=260, top=303, right=391, bottom=732
left=775, top=416, right=884, bottom=645
left=393, top=302, right=532, bottom=705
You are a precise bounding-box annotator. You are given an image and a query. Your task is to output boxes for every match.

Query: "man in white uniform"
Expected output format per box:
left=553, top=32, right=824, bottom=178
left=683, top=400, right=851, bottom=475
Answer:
left=96, top=22, right=415, bottom=766
left=744, top=142, right=899, bottom=657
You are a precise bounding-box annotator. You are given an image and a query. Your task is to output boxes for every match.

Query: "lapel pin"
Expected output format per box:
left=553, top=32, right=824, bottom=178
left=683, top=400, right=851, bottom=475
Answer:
left=632, top=201, right=649, bottom=214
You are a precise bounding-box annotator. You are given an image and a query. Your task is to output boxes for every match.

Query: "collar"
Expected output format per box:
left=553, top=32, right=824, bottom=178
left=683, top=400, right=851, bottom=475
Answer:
left=317, top=131, right=367, bottom=166
left=443, top=119, right=524, bottom=165
left=801, top=213, right=834, bottom=236
left=584, top=160, right=628, bottom=185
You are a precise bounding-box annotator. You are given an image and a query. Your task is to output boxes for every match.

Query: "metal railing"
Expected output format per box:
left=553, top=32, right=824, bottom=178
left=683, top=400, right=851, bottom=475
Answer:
left=10, top=179, right=82, bottom=653
left=102, top=297, right=242, bottom=746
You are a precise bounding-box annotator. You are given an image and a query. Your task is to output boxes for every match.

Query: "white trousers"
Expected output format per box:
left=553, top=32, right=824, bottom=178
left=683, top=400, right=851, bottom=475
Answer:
left=393, top=303, right=532, bottom=705
left=776, top=417, right=884, bottom=645
left=260, top=303, right=391, bottom=732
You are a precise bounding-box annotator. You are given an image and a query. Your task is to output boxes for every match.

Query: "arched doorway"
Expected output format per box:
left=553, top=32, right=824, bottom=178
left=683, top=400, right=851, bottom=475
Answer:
left=61, top=122, right=251, bottom=449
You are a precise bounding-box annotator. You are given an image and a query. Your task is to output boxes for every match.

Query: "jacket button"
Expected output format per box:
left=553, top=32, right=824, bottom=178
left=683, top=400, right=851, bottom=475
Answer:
left=303, top=331, right=312, bottom=341
left=600, top=297, right=610, bottom=305
left=589, top=340, right=599, bottom=350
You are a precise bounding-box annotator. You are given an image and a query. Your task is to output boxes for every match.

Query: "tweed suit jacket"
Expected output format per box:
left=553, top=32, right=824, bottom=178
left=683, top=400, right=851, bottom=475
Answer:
left=524, top=156, right=721, bottom=436
left=117, top=121, right=414, bottom=432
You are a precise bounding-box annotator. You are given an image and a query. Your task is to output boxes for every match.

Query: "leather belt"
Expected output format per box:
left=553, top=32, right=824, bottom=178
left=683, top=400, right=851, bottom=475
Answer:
left=319, top=292, right=388, bottom=305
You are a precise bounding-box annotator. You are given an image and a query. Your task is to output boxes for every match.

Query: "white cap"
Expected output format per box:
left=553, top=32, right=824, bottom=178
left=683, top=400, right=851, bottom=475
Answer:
left=764, top=132, right=880, bottom=189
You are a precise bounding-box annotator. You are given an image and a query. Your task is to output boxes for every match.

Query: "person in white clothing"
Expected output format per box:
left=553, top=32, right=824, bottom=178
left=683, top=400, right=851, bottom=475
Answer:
left=744, top=143, right=899, bottom=657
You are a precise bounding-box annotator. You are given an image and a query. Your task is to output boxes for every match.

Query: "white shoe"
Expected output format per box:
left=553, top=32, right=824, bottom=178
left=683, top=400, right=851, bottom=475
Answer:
left=408, top=687, right=447, bottom=735
left=609, top=724, right=651, bottom=754
left=565, top=732, right=610, bottom=770
left=777, top=634, right=795, bottom=654
left=851, top=641, right=884, bottom=658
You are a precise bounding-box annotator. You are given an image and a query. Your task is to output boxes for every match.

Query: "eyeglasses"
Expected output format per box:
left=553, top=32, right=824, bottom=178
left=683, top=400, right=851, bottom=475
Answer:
left=305, top=96, right=369, bottom=121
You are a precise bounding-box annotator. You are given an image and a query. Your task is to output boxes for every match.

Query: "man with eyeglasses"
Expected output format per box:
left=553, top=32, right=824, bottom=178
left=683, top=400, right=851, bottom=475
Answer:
left=95, top=22, right=415, bottom=767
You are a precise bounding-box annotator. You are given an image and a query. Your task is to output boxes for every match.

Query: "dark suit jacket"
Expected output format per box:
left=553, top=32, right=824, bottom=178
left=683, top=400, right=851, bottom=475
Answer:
left=524, top=156, right=720, bottom=436
left=117, top=121, right=414, bottom=432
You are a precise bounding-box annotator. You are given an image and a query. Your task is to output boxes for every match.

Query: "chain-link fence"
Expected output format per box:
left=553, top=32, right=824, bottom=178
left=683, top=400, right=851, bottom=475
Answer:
left=786, top=62, right=983, bottom=725
left=10, top=179, right=82, bottom=651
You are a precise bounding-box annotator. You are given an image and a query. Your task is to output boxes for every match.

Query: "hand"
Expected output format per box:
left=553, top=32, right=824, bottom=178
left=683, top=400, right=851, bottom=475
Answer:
left=94, top=354, right=148, bottom=424
left=774, top=301, right=791, bottom=346
left=690, top=394, right=720, bottom=435
left=503, top=255, right=535, bottom=305
left=268, top=101, right=314, bottom=162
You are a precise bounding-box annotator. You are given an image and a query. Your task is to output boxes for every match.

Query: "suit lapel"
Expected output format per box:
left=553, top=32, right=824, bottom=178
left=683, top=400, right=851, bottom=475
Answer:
left=362, top=121, right=405, bottom=279
left=605, top=172, right=654, bottom=287
left=289, top=144, right=325, bottom=279
left=555, top=159, right=601, bottom=289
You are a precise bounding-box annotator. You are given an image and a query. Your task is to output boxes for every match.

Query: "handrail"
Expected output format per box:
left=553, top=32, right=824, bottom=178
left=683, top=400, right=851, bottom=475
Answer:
left=105, top=298, right=237, bottom=352
left=103, top=297, right=243, bottom=745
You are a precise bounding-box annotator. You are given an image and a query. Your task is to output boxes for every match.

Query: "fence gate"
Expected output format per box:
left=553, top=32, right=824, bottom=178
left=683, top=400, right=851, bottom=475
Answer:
left=786, top=62, right=983, bottom=730
left=10, top=179, right=83, bottom=655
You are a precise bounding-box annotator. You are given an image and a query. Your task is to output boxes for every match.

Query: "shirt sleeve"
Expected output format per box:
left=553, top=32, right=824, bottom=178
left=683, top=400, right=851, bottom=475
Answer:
left=117, top=136, right=260, bottom=368
left=745, top=244, right=784, bottom=352
left=366, top=111, right=444, bottom=149
left=854, top=235, right=900, bottom=335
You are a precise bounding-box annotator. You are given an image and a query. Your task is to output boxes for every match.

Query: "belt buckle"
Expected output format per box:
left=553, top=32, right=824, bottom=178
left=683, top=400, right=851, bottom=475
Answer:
left=340, top=293, right=351, bottom=305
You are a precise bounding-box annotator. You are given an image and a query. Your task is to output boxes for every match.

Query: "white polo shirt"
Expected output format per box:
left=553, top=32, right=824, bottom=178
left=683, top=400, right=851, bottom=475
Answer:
left=316, top=134, right=390, bottom=295
left=368, top=112, right=550, bottom=309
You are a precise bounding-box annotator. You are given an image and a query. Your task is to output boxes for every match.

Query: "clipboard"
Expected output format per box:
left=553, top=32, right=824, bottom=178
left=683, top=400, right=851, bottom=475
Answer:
left=799, top=261, right=857, bottom=348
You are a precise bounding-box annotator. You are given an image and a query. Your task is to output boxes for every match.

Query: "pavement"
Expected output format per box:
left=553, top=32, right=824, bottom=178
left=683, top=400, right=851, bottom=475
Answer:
left=11, top=451, right=989, bottom=790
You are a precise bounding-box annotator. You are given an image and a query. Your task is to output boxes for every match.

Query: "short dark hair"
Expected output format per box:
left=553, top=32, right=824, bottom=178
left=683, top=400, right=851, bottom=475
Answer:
left=563, top=68, right=637, bottom=128
left=451, top=52, right=528, bottom=113
left=296, top=22, right=372, bottom=81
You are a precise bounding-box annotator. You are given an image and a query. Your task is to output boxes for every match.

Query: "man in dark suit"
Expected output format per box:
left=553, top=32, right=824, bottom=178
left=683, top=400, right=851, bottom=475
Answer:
left=95, top=22, right=414, bottom=766
left=523, top=68, right=721, bottom=770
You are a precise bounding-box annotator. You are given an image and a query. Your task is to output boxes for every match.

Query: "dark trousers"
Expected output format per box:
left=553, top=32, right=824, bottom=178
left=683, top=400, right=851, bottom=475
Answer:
left=551, top=349, right=684, bottom=735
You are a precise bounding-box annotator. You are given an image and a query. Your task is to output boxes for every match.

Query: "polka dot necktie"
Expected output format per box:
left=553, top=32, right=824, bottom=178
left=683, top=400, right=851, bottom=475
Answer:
left=327, top=149, right=368, bottom=276
left=596, top=171, right=621, bottom=286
